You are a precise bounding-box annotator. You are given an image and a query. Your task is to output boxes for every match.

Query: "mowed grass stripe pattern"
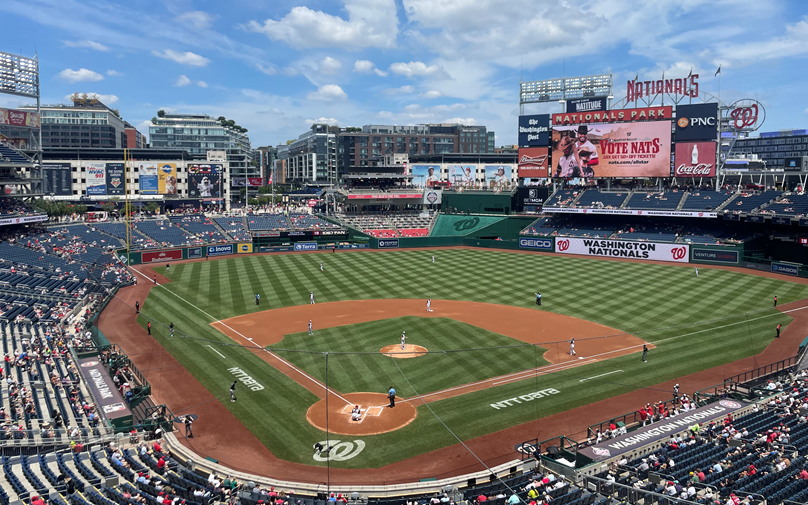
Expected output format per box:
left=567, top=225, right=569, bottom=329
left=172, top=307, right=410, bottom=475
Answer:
left=269, top=316, right=548, bottom=396
left=134, top=249, right=808, bottom=468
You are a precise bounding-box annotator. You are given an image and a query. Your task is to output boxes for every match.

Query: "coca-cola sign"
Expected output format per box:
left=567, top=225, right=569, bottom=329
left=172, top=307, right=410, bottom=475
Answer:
left=674, top=141, right=716, bottom=177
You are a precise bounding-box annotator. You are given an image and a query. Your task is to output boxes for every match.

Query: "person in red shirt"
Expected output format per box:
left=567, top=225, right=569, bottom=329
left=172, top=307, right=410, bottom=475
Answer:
left=477, top=495, right=487, bottom=502
left=799, top=468, right=808, bottom=480
left=157, top=456, right=166, bottom=473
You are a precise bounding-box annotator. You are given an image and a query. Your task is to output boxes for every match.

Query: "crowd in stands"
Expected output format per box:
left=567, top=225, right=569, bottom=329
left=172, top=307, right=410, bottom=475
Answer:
left=0, top=199, right=43, bottom=219
left=336, top=213, right=434, bottom=238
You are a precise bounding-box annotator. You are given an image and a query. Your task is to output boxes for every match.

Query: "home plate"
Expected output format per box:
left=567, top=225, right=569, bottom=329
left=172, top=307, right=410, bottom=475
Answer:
left=365, top=406, right=384, bottom=417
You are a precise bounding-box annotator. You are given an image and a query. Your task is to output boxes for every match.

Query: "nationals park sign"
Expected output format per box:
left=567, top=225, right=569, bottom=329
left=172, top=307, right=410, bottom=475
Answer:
left=555, top=238, right=690, bottom=263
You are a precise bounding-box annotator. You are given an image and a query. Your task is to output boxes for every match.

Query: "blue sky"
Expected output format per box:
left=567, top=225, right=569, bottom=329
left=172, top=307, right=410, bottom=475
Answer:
left=0, top=0, right=806, bottom=148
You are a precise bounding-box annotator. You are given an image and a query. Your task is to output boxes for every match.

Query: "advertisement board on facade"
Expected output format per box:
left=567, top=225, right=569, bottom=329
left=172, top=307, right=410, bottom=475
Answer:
left=43, top=163, right=73, bottom=196
left=772, top=262, right=799, bottom=276
left=691, top=248, right=739, bottom=263
left=77, top=357, right=132, bottom=419
left=207, top=244, right=234, bottom=256
left=518, top=114, right=550, bottom=146
left=157, top=163, right=177, bottom=195
left=517, top=147, right=549, bottom=178
left=555, top=237, right=689, bottom=263
left=675, top=103, right=718, bottom=141
left=294, top=242, right=317, bottom=251
left=378, top=238, right=400, bottom=249
left=519, top=237, right=553, bottom=250
left=552, top=121, right=672, bottom=178
left=411, top=165, right=441, bottom=187
left=484, top=165, right=513, bottom=187
left=518, top=187, right=550, bottom=208
left=105, top=163, right=125, bottom=195
left=423, top=190, right=442, bottom=205
left=553, top=106, right=672, bottom=126
left=188, top=247, right=203, bottom=259
left=189, top=171, right=222, bottom=199
left=674, top=141, right=716, bottom=177
left=138, top=163, right=158, bottom=194
left=347, top=193, right=422, bottom=200
left=544, top=207, right=716, bottom=218
left=0, top=107, right=40, bottom=128
left=206, top=150, right=227, bottom=162
left=142, top=249, right=183, bottom=263
left=85, top=162, right=106, bottom=195
left=447, top=165, right=476, bottom=186
left=566, top=98, right=607, bottom=114
left=237, top=243, right=253, bottom=254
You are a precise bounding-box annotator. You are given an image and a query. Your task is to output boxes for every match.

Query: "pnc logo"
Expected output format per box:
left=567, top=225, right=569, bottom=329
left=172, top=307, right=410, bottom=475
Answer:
left=677, top=117, right=689, bottom=128
left=453, top=217, right=480, bottom=231
left=557, top=239, right=570, bottom=251
left=671, top=247, right=687, bottom=260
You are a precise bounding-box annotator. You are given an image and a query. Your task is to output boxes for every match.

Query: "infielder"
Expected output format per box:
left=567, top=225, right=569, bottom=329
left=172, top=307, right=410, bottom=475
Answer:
left=310, top=292, right=315, bottom=304
left=308, top=320, right=313, bottom=336
left=401, top=331, right=406, bottom=350
left=642, top=344, right=648, bottom=362
left=426, top=299, right=433, bottom=312
left=230, top=381, right=237, bottom=402
left=569, top=338, right=576, bottom=356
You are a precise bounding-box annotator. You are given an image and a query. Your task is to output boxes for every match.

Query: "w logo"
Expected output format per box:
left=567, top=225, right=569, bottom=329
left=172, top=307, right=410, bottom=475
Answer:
left=671, top=247, right=687, bottom=260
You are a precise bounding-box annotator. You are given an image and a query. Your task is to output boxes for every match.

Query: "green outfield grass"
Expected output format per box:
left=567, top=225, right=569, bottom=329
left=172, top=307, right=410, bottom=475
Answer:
left=269, top=316, right=549, bottom=396
left=134, top=248, right=808, bottom=469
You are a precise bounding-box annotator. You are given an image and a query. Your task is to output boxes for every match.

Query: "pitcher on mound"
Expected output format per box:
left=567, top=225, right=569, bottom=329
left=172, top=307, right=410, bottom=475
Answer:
left=401, top=331, right=406, bottom=350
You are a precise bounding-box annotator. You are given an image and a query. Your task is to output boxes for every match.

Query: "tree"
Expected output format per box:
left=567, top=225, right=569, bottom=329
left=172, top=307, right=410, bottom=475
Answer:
left=151, top=117, right=158, bottom=123
left=110, top=109, right=121, bottom=118
left=286, top=139, right=294, bottom=145
left=144, top=201, right=160, bottom=214
left=345, top=127, right=362, bottom=133
left=217, top=116, right=226, bottom=122
left=225, top=119, right=236, bottom=128
left=157, top=110, right=166, bottom=118
left=69, top=92, right=81, bottom=103
left=100, top=202, right=117, bottom=213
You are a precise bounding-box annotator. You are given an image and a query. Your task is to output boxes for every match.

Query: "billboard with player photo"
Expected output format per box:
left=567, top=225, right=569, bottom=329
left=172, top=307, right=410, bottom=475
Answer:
left=551, top=121, right=672, bottom=178
left=189, top=172, right=222, bottom=198
left=484, top=165, right=512, bottom=187
left=447, top=165, right=476, bottom=186
left=411, top=165, right=441, bottom=187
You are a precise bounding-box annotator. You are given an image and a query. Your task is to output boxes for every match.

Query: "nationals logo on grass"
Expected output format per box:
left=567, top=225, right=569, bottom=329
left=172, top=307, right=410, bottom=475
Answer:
left=554, top=238, right=690, bottom=263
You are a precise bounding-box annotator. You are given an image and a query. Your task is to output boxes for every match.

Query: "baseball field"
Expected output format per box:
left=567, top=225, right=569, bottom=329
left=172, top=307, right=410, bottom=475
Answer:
left=130, top=248, right=808, bottom=470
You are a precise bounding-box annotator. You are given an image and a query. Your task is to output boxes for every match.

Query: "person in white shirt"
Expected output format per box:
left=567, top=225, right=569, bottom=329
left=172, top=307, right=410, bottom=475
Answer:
left=424, top=167, right=440, bottom=187
left=351, top=405, right=361, bottom=421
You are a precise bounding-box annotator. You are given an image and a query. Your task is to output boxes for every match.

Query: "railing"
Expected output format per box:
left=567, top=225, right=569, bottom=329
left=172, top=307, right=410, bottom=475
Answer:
left=693, top=381, right=735, bottom=407
left=582, top=474, right=704, bottom=505
left=0, top=425, right=114, bottom=454
left=724, top=355, right=799, bottom=384
left=586, top=396, right=684, bottom=441
left=141, top=404, right=176, bottom=434
left=101, top=344, right=151, bottom=407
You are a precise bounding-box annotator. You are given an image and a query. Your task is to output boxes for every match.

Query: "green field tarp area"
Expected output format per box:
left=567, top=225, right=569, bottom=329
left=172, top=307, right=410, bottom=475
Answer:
left=431, top=214, right=505, bottom=236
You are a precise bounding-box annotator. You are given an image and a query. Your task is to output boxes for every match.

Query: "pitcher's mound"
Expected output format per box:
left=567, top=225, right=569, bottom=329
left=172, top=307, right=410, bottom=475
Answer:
left=380, top=344, right=428, bottom=358
left=306, top=392, right=417, bottom=436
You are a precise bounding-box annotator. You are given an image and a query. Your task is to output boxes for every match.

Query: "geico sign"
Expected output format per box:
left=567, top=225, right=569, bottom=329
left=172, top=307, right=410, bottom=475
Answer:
left=519, top=238, right=552, bottom=250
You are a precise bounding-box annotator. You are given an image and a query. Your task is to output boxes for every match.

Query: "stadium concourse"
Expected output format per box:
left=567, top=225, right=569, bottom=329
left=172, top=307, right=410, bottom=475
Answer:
left=3, top=197, right=808, bottom=505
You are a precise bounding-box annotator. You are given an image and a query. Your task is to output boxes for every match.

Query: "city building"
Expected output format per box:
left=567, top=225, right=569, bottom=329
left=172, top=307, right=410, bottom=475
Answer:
left=731, top=129, right=808, bottom=168
left=285, top=124, right=338, bottom=184
left=148, top=113, right=255, bottom=181
left=19, top=98, right=130, bottom=149
left=337, top=123, right=494, bottom=169
left=124, top=121, right=147, bottom=148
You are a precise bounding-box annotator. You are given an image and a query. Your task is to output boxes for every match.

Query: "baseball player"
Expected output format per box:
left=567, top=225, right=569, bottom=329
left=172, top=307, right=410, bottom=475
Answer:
left=308, top=320, right=313, bottom=336
left=642, top=344, right=648, bottom=362
left=230, top=381, right=237, bottom=402
left=401, top=331, right=406, bottom=350
left=320, top=262, right=323, bottom=272
left=426, top=299, right=433, bottom=312
left=255, top=293, right=260, bottom=306
left=776, top=323, right=781, bottom=338
left=431, top=255, right=435, bottom=263
left=774, top=295, right=777, bottom=307
left=695, top=267, right=699, bottom=277
left=568, top=338, right=576, bottom=356
left=310, top=292, right=315, bottom=304
left=351, top=405, right=361, bottom=421
left=169, top=322, right=174, bottom=337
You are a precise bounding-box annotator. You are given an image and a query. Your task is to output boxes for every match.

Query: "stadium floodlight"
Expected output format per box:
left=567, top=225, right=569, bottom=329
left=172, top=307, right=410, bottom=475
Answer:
left=520, top=74, right=612, bottom=105
left=0, top=50, right=39, bottom=99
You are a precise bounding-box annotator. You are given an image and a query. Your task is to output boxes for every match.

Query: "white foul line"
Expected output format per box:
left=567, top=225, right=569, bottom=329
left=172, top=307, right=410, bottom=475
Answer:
left=132, top=266, right=353, bottom=406
left=206, top=345, right=226, bottom=359
left=579, top=370, right=624, bottom=382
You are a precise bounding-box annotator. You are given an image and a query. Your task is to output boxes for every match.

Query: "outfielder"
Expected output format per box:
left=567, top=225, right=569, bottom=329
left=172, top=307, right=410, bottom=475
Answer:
left=426, top=299, right=433, bottom=312
left=431, top=255, right=435, bottom=263
left=401, top=331, right=406, bottom=350
left=320, top=262, right=323, bottom=272
left=308, top=320, right=313, bottom=336
left=695, top=267, right=699, bottom=277
left=569, top=338, right=576, bottom=356
left=310, top=292, right=315, bottom=304
left=230, top=381, right=237, bottom=402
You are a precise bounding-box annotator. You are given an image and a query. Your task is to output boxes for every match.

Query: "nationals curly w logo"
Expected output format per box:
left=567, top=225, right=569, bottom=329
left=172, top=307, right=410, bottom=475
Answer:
left=453, top=217, right=480, bottom=231
left=557, top=239, right=570, bottom=251
left=671, top=247, right=687, bottom=261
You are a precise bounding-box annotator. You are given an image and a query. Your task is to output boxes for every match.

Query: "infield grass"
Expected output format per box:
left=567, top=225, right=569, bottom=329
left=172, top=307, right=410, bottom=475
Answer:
left=135, top=248, right=808, bottom=468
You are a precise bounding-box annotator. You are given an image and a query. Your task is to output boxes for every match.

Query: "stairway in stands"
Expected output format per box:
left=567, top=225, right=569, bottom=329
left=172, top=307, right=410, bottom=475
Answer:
left=0, top=143, right=34, bottom=164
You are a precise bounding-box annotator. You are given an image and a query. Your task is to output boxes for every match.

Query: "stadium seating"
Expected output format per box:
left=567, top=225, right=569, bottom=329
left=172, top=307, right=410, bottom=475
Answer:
left=545, top=190, right=579, bottom=207
left=613, top=224, right=680, bottom=242
left=624, top=191, right=685, bottom=210
left=555, top=227, right=616, bottom=239
left=572, top=190, right=629, bottom=209
left=725, top=191, right=782, bottom=214
left=520, top=217, right=558, bottom=236
left=680, top=191, right=735, bottom=211
left=168, top=215, right=228, bottom=242
left=288, top=213, right=340, bottom=230
left=0, top=144, right=31, bottom=165
left=214, top=217, right=251, bottom=241
left=246, top=213, right=291, bottom=231
left=759, top=193, right=808, bottom=217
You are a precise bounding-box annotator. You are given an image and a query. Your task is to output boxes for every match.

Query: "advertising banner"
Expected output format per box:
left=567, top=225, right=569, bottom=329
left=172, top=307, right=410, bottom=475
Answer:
left=347, top=193, right=422, bottom=200
left=378, top=238, right=399, bottom=249
left=77, top=357, right=131, bottom=420
left=691, top=248, right=739, bottom=264
left=411, top=165, right=441, bottom=187
left=105, top=163, right=125, bottom=195
left=552, top=121, right=672, bottom=178
left=519, top=237, right=553, bottom=251
left=484, top=165, right=512, bottom=187
left=517, top=147, right=549, bottom=178
left=188, top=247, right=203, bottom=259
left=553, top=106, right=672, bottom=126
left=188, top=164, right=222, bottom=174
left=138, top=163, right=158, bottom=194
left=423, top=190, right=442, bottom=205
left=578, top=399, right=748, bottom=461
left=248, top=178, right=263, bottom=186
left=675, top=103, right=718, bottom=141
left=207, top=244, right=234, bottom=257
left=294, top=242, right=317, bottom=251
left=518, top=114, right=550, bottom=146
left=85, top=162, right=106, bottom=195
left=566, top=97, right=607, bottom=114
left=157, top=163, right=177, bottom=195
left=189, top=171, right=222, bottom=199
left=518, top=187, right=550, bottom=208
left=43, top=163, right=73, bottom=196
left=231, top=177, right=246, bottom=187
left=0, top=107, right=40, bottom=128
left=748, top=215, right=766, bottom=224
left=543, top=207, right=716, bottom=218
left=0, top=215, right=48, bottom=227
left=237, top=243, right=253, bottom=254
left=555, top=237, right=690, bottom=263
left=142, top=249, right=183, bottom=263
left=674, top=141, right=716, bottom=177
left=447, top=165, right=476, bottom=186
left=772, top=262, right=800, bottom=276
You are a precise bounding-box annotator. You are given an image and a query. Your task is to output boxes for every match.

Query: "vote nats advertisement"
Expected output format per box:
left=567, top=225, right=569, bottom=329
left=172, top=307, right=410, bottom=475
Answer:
left=674, top=141, right=716, bottom=177
left=555, top=237, right=689, bottom=263
left=551, top=121, right=672, bottom=178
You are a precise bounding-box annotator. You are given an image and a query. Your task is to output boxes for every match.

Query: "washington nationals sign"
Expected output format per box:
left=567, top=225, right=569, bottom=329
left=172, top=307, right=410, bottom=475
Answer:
left=555, top=238, right=690, bottom=263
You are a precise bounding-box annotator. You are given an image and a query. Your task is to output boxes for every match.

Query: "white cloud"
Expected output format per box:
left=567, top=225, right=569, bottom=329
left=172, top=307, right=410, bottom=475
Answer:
left=63, top=93, right=119, bottom=105
left=378, top=111, right=394, bottom=118
left=384, top=85, right=415, bottom=95
left=305, top=117, right=340, bottom=125
left=152, top=49, right=211, bottom=67
left=176, top=11, right=217, bottom=29
left=389, top=61, right=446, bottom=78
left=197, top=81, right=208, bottom=88
left=354, top=59, right=388, bottom=76
left=106, top=69, right=123, bottom=77
left=58, top=68, right=104, bottom=83
left=63, top=40, right=109, bottom=51
left=281, top=67, right=299, bottom=76
left=319, top=57, right=343, bottom=75
left=256, top=64, right=277, bottom=75
left=443, top=117, right=476, bottom=125
left=245, top=0, right=398, bottom=50
left=175, top=75, right=192, bottom=87
left=420, top=90, right=443, bottom=99
left=307, top=84, right=348, bottom=101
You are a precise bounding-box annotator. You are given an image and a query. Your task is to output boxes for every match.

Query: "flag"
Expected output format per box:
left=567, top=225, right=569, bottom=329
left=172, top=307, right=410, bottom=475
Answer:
left=634, top=72, right=639, bottom=81
left=268, top=173, right=273, bottom=185
left=715, top=65, right=721, bottom=76
left=687, top=67, right=692, bottom=78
